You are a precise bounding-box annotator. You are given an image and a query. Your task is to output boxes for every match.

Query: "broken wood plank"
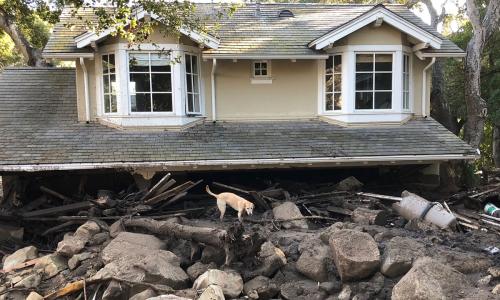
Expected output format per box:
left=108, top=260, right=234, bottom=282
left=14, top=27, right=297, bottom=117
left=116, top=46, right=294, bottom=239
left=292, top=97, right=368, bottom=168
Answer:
left=40, top=186, right=75, bottom=203
left=1, top=256, right=44, bottom=273
left=152, top=179, right=177, bottom=197
left=469, top=183, right=500, bottom=198
left=479, top=213, right=500, bottom=223
left=21, top=201, right=92, bottom=218
left=249, top=191, right=272, bottom=210
left=459, top=221, right=479, bottom=230
left=144, top=181, right=193, bottom=205
left=42, top=221, right=78, bottom=236
left=357, top=192, right=402, bottom=202
left=327, top=206, right=352, bottom=216
left=213, top=182, right=250, bottom=195
left=141, top=173, right=171, bottom=201
left=298, top=191, right=348, bottom=200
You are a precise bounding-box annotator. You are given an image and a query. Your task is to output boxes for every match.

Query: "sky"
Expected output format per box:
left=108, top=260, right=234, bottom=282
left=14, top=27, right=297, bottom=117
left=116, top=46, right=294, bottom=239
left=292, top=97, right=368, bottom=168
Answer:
left=413, top=0, right=466, bottom=32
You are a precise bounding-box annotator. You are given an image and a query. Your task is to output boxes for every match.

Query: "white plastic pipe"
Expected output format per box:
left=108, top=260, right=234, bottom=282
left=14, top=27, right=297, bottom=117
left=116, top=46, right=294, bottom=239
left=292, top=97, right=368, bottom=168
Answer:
left=211, top=58, right=217, bottom=121
left=79, top=57, right=91, bottom=123
left=421, top=57, right=436, bottom=117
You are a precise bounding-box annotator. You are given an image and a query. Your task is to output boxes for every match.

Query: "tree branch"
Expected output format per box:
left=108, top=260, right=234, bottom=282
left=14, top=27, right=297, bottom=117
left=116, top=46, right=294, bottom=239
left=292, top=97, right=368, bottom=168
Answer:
left=466, top=0, right=482, bottom=32
left=482, top=0, right=500, bottom=41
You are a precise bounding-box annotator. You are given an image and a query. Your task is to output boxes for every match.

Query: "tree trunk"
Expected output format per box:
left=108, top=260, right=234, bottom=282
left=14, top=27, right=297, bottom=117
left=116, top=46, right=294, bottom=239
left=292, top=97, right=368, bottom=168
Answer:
left=0, top=8, right=45, bottom=67
left=493, top=124, right=500, bottom=167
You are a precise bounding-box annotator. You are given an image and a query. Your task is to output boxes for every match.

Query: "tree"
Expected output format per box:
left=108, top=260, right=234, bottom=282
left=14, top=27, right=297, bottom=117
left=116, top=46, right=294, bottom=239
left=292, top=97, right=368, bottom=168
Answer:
left=463, top=0, right=500, bottom=150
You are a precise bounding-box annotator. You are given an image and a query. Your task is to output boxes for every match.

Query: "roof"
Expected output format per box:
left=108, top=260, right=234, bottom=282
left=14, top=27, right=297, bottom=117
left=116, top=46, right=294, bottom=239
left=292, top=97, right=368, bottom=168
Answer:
left=0, top=68, right=475, bottom=172
left=43, top=3, right=464, bottom=58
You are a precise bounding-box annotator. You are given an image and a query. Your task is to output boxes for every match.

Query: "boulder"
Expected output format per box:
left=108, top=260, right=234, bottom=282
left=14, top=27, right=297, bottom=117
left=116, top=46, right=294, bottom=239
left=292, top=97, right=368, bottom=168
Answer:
left=244, top=276, right=279, bottom=300
left=13, top=272, right=42, bottom=288
left=273, top=202, right=308, bottom=229
left=318, top=281, right=341, bottom=295
left=3, top=246, right=38, bottom=270
left=129, top=288, right=157, bottom=300
left=33, top=254, right=67, bottom=279
left=476, top=275, right=491, bottom=287
left=253, top=242, right=287, bottom=277
left=187, top=262, right=217, bottom=282
left=335, top=176, right=363, bottom=191
left=199, top=284, right=225, bottom=300
left=337, top=285, right=352, bottom=300
left=296, top=239, right=331, bottom=282
left=57, top=221, right=101, bottom=257
left=380, top=236, right=425, bottom=277
left=147, top=296, right=192, bottom=300
left=102, top=280, right=129, bottom=299
left=280, top=280, right=327, bottom=300
left=319, top=222, right=345, bottom=243
left=101, top=232, right=165, bottom=263
left=328, top=229, right=380, bottom=281
left=493, top=284, right=500, bottom=295
left=489, top=266, right=500, bottom=278
left=392, top=257, right=469, bottom=300
left=26, top=292, right=43, bottom=300
left=68, top=252, right=93, bottom=270
left=193, top=269, right=243, bottom=298
left=200, top=245, right=226, bottom=265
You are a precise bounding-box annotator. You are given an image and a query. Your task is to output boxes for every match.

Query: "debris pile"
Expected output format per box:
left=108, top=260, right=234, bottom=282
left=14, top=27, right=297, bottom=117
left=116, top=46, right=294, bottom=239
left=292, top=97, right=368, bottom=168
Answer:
left=0, top=173, right=499, bottom=299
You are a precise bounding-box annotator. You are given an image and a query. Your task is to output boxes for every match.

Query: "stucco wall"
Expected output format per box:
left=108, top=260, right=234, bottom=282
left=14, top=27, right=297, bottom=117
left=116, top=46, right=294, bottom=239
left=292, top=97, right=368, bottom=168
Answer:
left=75, top=58, right=97, bottom=122
left=336, top=23, right=403, bottom=45
left=209, top=60, right=318, bottom=120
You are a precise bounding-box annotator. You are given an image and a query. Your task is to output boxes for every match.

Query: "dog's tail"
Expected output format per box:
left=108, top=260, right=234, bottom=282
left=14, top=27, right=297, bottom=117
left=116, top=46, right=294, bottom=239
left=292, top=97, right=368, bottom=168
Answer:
left=206, top=185, right=218, bottom=198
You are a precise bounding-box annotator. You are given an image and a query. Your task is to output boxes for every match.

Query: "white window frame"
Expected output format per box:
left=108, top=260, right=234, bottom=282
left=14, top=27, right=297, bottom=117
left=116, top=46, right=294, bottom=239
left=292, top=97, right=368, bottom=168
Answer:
left=101, top=53, right=118, bottom=114
left=127, top=51, right=175, bottom=114
left=402, top=53, right=411, bottom=111
left=354, top=52, right=394, bottom=111
left=252, top=60, right=271, bottom=78
left=185, top=53, right=202, bottom=115
left=324, top=54, right=343, bottom=112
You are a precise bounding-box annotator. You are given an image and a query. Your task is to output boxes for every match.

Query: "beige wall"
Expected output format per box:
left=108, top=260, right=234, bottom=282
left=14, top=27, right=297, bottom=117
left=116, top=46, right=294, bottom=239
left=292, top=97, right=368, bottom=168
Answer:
left=75, top=58, right=97, bottom=122
left=210, top=60, right=318, bottom=120
left=336, top=23, right=403, bottom=45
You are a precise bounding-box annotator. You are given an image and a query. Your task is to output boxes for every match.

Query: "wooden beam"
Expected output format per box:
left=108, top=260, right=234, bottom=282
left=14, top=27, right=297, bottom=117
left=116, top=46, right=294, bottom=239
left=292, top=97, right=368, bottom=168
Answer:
left=373, top=17, right=384, bottom=27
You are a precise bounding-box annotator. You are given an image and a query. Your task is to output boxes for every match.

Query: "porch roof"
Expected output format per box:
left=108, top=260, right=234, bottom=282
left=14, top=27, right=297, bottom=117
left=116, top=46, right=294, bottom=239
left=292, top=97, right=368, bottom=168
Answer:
left=0, top=68, right=476, bottom=172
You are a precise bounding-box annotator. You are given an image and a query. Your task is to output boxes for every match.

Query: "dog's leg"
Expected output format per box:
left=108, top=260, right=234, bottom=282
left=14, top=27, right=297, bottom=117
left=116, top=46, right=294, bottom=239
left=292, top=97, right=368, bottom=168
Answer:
left=217, top=199, right=226, bottom=221
left=237, top=210, right=243, bottom=222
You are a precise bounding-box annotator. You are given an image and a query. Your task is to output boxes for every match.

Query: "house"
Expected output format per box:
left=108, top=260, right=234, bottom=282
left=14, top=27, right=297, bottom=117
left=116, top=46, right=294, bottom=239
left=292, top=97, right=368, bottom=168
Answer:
left=0, top=3, right=476, bottom=184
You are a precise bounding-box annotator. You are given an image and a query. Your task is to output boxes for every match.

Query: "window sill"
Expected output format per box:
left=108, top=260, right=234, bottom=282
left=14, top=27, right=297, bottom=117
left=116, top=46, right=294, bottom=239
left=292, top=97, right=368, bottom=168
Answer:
left=320, top=113, right=413, bottom=126
left=98, top=115, right=205, bottom=131
left=251, top=77, right=273, bottom=84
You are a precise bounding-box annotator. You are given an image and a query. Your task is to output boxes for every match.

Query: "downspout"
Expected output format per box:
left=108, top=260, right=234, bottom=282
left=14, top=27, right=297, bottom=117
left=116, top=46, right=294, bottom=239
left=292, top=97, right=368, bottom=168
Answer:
left=421, top=57, right=436, bottom=118
left=211, top=58, right=217, bottom=122
left=79, top=57, right=91, bottom=123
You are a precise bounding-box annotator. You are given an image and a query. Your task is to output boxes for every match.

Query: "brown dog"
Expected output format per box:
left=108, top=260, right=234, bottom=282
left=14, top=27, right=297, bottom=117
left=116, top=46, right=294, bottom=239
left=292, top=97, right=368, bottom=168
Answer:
left=206, top=185, right=254, bottom=222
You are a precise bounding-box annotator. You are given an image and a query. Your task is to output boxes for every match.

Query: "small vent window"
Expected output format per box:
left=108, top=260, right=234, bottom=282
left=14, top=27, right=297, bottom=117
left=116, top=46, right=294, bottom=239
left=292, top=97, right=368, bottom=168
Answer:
left=278, top=9, right=294, bottom=18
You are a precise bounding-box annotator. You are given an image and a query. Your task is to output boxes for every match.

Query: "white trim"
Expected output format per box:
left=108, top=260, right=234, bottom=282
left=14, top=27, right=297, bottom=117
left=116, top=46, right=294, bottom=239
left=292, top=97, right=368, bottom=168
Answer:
left=419, top=52, right=466, bottom=58
left=202, top=54, right=329, bottom=60
left=252, top=60, right=271, bottom=78
left=75, top=9, right=219, bottom=49
left=251, top=78, right=273, bottom=84
left=0, top=154, right=477, bottom=172
left=332, top=45, right=412, bottom=52
left=43, top=53, right=94, bottom=59
left=184, top=53, right=203, bottom=115
left=422, top=57, right=436, bottom=117
left=309, top=6, right=442, bottom=50
left=211, top=58, right=217, bottom=121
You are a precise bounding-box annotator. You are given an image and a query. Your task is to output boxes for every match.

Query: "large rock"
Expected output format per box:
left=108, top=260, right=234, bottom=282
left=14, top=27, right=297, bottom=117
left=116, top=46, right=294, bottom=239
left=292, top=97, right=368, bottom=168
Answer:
left=253, top=242, right=287, bottom=277
left=273, top=202, right=308, bottom=229
left=280, top=280, right=327, bottom=300
left=187, top=262, right=217, bottom=282
left=199, top=284, right=225, bottom=300
left=328, top=229, right=380, bottom=282
left=335, top=176, right=363, bottom=191
left=68, top=252, right=93, bottom=270
left=380, top=237, right=425, bottom=277
left=3, top=246, right=38, bottom=270
left=13, top=272, right=42, bottom=288
left=392, top=257, right=469, bottom=300
left=147, top=296, right=192, bottom=300
left=93, top=232, right=189, bottom=289
left=26, top=292, right=43, bottom=300
left=244, top=276, right=279, bottom=300
left=33, top=254, right=67, bottom=279
left=57, top=221, right=101, bottom=257
left=296, top=239, right=331, bottom=282
left=193, top=269, right=243, bottom=298
left=129, top=288, right=157, bottom=300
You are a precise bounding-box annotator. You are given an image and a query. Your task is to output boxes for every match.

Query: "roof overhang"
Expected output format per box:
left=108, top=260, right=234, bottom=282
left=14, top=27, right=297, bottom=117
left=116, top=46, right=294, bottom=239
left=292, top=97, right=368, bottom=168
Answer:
left=74, top=9, right=220, bottom=50
left=202, top=54, right=329, bottom=60
left=42, top=52, right=95, bottom=60
left=417, top=52, right=466, bottom=58
left=0, top=154, right=477, bottom=173
left=308, top=5, right=442, bottom=50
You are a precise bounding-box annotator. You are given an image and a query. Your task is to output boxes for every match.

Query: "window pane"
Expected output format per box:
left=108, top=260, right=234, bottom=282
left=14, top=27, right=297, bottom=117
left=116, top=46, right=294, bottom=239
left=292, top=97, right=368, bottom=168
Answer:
left=131, top=93, right=151, bottom=112
left=194, top=94, right=200, bottom=112
left=261, top=69, right=267, bottom=76
left=375, top=92, right=392, bottom=109
left=356, top=54, right=373, bottom=71
left=356, top=73, right=373, bottom=90
left=153, top=93, right=172, bottom=112
left=103, top=76, right=110, bottom=93
left=334, top=74, right=342, bottom=91
left=334, top=55, right=342, bottom=73
left=129, top=53, right=149, bottom=72
left=375, top=73, right=392, bottom=90
left=186, top=55, right=192, bottom=73
left=192, top=56, right=198, bottom=74
left=375, top=54, right=392, bottom=71
left=108, top=54, right=115, bottom=73
left=110, top=95, right=117, bottom=113
left=102, top=55, right=109, bottom=73
left=325, top=93, right=333, bottom=111
left=150, top=58, right=170, bottom=72
left=355, top=92, right=373, bottom=109
left=325, top=75, right=333, bottom=93
left=130, top=73, right=150, bottom=92
left=193, top=75, right=199, bottom=93
left=104, top=94, right=110, bottom=113
left=151, top=73, right=171, bottom=92
left=187, top=94, right=193, bottom=112
left=110, top=74, right=117, bottom=94
left=186, top=74, right=193, bottom=92
left=325, top=57, right=333, bottom=74
left=334, top=93, right=342, bottom=110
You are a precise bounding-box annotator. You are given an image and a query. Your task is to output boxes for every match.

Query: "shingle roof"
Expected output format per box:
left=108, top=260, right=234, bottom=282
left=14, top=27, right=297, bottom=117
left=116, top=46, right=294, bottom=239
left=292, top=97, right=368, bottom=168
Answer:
left=43, top=3, right=464, bottom=57
left=0, top=68, right=475, bottom=171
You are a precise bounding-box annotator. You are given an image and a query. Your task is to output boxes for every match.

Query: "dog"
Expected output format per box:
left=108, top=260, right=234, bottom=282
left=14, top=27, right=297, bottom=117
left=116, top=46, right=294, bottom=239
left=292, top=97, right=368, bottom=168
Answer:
left=206, top=185, right=254, bottom=222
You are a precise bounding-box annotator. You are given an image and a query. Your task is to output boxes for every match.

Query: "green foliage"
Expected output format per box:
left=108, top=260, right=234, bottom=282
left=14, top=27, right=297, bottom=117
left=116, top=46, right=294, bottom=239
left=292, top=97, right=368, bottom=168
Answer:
left=0, top=32, right=22, bottom=69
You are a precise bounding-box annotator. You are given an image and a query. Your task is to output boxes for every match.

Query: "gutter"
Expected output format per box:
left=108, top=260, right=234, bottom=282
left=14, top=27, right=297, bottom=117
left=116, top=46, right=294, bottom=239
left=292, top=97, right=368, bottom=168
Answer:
left=211, top=58, right=217, bottom=121
left=0, top=154, right=478, bottom=173
left=422, top=57, right=436, bottom=118
left=79, top=57, right=91, bottom=123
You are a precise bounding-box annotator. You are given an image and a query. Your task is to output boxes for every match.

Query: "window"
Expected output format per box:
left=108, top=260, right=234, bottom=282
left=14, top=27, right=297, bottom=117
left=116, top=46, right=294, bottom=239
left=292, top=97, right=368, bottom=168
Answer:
left=355, top=53, right=392, bottom=110
left=129, top=52, right=173, bottom=112
left=253, top=61, right=269, bottom=77
left=402, top=54, right=410, bottom=110
left=102, top=54, right=117, bottom=113
left=325, top=55, right=342, bottom=111
left=185, top=54, right=201, bottom=114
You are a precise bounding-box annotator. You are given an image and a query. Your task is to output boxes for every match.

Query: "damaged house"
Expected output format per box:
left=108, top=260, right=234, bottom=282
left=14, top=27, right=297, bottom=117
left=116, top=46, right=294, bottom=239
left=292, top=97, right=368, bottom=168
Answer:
left=0, top=3, right=476, bottom=188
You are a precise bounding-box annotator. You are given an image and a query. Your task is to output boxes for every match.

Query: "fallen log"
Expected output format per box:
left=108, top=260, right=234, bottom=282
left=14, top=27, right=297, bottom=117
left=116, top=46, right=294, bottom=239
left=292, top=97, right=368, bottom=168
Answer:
left=21, top=201, right=92, bottom=218
left=40, top=186, right=75, bottom=203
